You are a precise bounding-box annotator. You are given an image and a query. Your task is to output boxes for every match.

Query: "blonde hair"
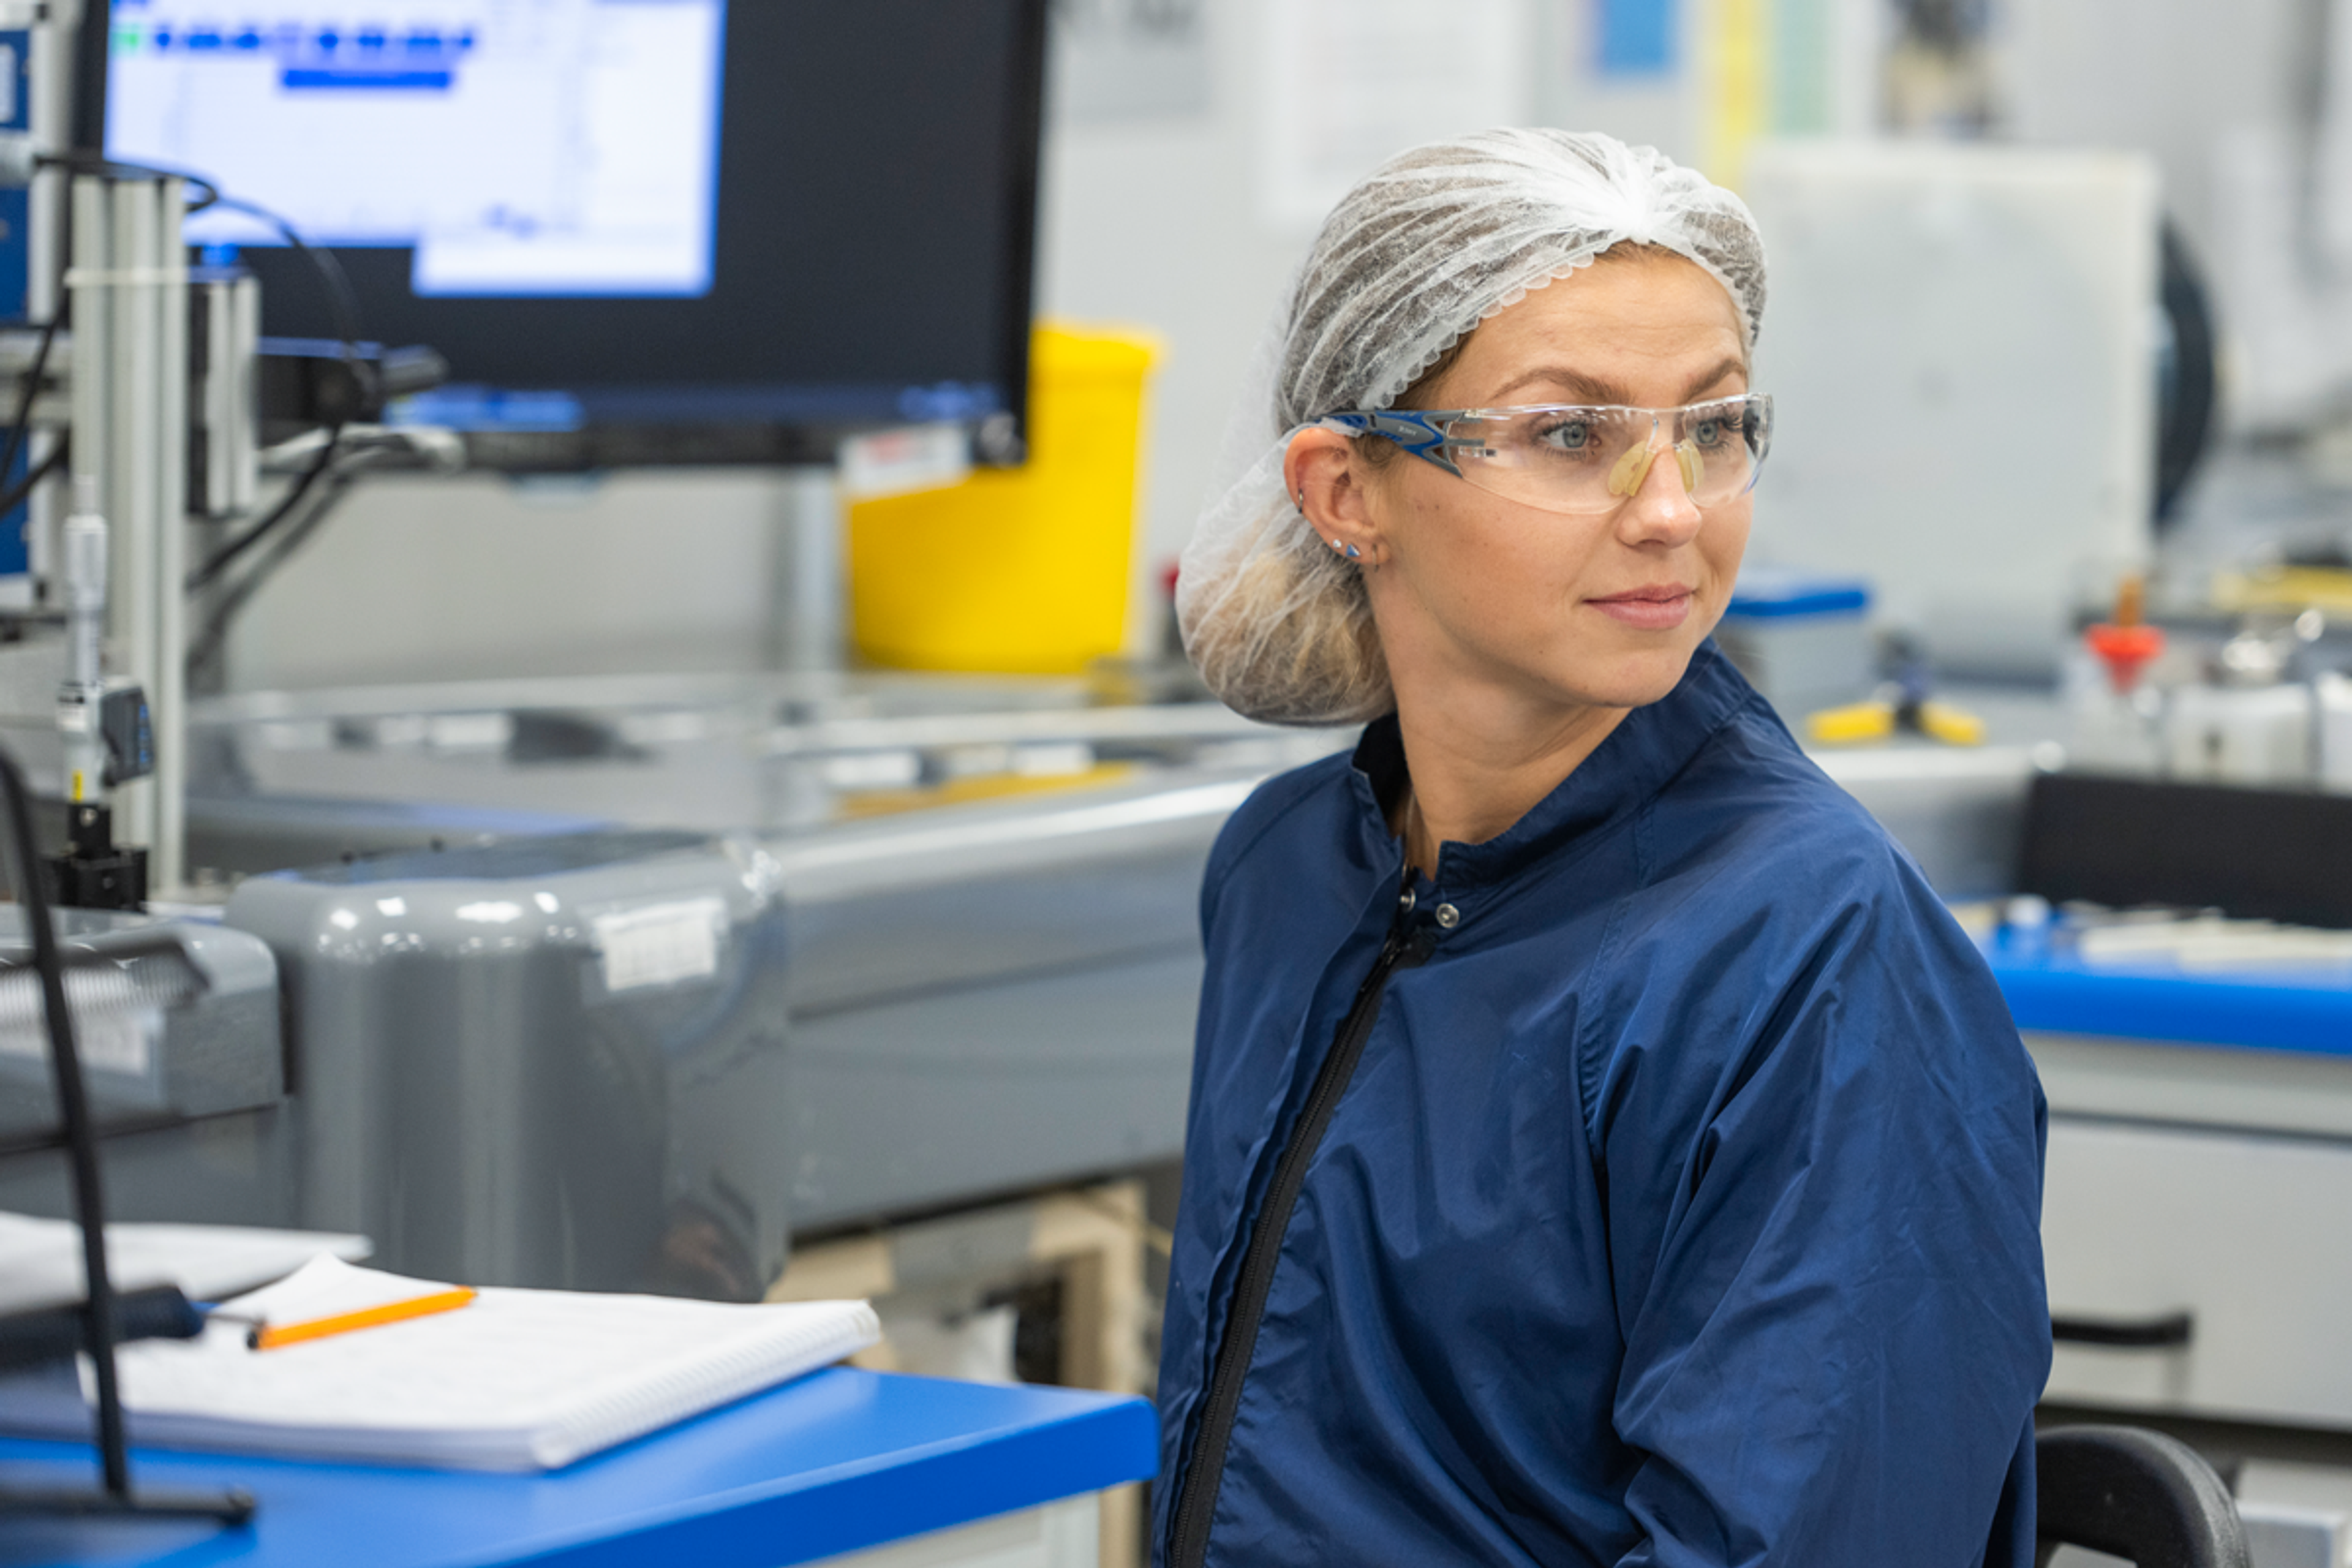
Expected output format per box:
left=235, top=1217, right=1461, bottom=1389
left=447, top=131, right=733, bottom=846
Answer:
left=1182, top=513, right=1393, bottom=726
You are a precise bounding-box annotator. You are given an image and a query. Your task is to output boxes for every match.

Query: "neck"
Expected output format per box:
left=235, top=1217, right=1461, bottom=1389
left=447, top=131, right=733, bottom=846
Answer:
left=1389, top=676, right=1630, bottom=878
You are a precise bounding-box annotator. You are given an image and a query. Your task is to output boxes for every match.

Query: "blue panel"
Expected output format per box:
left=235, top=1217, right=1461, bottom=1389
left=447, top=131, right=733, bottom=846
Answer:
left=1978, top=925, right=2352, bottom=1058
left=1724, top=567, right=1871, bottom=620
left=0, top=29, right=28, bottom=131
left=281, top=69, right=453, bottom=90
left=0, top=30, right=32, bottom=581
left=1721, top=586, right=1868, bottom=620
left=1598, top=0, right=1676, bottom=77
left=0, top=1368, right=1158, bottom=1568
left=0, top=188, right=26, bottom=319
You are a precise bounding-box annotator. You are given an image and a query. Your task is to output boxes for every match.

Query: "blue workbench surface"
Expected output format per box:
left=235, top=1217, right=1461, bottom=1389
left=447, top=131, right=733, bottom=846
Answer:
left=1979, top=924, right=2352, bottom=1057
left=0, top=1368, right=1156, bottom=1568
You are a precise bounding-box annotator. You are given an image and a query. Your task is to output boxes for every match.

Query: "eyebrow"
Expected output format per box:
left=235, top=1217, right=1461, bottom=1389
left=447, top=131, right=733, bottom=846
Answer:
left=1479, top=356, right=1751, bottom=407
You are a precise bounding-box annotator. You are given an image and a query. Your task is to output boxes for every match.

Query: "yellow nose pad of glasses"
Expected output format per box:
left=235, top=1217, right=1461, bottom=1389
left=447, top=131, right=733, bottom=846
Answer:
left=1674, top=440, right=1703, bottom=495
left=1607, top=440, right=1706, bottom=500
left=1607, top=443, right=1657, bottom=497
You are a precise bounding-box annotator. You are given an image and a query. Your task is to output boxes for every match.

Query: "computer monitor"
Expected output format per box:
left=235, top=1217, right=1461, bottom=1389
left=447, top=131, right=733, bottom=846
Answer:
left=97, top=0, right=1049, bottom=469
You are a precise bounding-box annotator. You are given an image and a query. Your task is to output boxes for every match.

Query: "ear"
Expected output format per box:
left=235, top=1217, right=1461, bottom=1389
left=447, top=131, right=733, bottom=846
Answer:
left=1284, top=428, right=1388, bottom=565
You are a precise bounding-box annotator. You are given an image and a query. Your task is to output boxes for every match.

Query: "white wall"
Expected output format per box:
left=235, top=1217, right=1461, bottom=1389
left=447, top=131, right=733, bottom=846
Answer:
left=222, top=469, right=791, bottom=688
left=1031, top=0, right=1311, bottom=650
left=2002, top=0, right=2308, bottom=270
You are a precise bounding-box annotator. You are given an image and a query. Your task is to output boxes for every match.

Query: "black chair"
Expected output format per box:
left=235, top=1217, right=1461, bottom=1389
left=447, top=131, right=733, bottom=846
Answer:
left=2036, top=1425, right=2252, bottom=1568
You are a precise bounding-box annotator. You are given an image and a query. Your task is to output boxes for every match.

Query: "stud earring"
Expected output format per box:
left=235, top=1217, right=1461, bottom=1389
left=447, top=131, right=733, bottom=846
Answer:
left=1296, top=487, right=1308, bottom=514
left=1344, top=544, right=1362, bottom=560
left=1326, top=536, right=1344, bottom=552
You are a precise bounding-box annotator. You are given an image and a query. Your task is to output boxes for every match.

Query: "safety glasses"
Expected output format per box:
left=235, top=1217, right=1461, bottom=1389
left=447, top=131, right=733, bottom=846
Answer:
left=1317, top=393, right=1774, bottom=518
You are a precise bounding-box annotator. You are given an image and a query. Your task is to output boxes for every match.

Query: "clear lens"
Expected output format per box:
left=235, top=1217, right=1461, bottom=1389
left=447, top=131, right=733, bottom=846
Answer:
left=1444, top=394, right=1772, bottom=517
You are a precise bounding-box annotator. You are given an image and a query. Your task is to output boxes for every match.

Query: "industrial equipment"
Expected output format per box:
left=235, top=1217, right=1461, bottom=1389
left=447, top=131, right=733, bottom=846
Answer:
left=0, top=905, right=283, bottom=1229
left=225, top=832, right=793, bottom=1300
left=0, top=667, right=1345, bottom=1295
left=1743, top=141, right=2172, bottom=679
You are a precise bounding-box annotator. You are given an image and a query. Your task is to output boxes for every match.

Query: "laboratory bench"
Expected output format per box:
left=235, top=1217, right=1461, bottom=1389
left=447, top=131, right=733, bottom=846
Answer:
left=0, top=1368, right=1156, bottom=1568
left=1981, top=918, right=2352, bottom=1434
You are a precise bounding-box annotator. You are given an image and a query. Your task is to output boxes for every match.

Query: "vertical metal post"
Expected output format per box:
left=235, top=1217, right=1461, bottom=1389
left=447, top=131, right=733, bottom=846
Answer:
left=770, top=466, right=845, bottom=672
left=227, top=273, right=258, bottom=515
left=66, top=173, right=104, bottom=529
left=153, top=179, right=186, bottom=892
left=194, top=272, right=253, bottom=519
left=108, top=177, right=156, bottom=855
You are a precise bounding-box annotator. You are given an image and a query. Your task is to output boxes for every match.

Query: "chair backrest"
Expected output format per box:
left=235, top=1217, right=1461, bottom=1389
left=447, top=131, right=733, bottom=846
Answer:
left=2036, top=1425, right=2252, bottom=1568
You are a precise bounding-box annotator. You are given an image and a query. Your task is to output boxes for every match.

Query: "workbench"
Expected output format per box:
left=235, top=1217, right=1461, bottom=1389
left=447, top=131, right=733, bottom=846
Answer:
left=0, top=1368, right=1157, bottom=1568
left=1982, top=922, right=2352, bottom=1431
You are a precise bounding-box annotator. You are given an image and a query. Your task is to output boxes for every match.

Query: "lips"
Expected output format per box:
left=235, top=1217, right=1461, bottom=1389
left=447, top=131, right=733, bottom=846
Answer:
left=1586, top=584, right=1695, bottom=631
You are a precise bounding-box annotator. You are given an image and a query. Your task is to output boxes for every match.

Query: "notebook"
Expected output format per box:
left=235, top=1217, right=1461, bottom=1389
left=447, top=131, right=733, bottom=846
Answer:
left=0, top=1210, right=372, bottom=1316
left=0, top=1255, right=881, bottom=1471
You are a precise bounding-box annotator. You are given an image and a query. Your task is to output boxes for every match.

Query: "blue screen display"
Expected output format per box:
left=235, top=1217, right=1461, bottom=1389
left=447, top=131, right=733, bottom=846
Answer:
left=106, top=0, right=726, bottom=299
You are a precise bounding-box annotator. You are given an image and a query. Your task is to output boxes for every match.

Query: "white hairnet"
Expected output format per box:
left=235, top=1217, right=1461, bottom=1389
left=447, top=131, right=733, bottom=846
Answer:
left=1176, top=128, right=1768, bottom=726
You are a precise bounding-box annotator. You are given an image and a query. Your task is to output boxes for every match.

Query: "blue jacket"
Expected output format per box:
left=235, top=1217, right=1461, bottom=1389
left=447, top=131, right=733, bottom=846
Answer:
left=1154, top=646, right=2050, bottom=1567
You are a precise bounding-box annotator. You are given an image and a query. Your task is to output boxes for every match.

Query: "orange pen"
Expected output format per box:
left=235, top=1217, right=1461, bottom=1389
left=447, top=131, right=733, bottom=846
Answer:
left=243, top=1286, right=478, bottom=1352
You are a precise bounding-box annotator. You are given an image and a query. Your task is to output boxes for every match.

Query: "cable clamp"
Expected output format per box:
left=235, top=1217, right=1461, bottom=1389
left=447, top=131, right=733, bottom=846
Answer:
left=62, top=266, right=189, bottom=288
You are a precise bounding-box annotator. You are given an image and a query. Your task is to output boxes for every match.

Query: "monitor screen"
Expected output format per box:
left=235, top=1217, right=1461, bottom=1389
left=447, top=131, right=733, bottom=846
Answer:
left=99, top=0, right=1048, bottom=467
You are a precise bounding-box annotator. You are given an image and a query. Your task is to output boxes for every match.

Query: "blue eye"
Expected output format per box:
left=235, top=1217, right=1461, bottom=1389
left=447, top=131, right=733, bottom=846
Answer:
left=1690, top=410, right=1752, bottom=451
left=1537, top=420, right=1597, bottom=453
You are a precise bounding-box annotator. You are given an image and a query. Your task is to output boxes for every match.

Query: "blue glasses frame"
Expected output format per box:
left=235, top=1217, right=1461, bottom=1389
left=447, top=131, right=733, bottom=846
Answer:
left=1317, top=409, right=1483, bottom=476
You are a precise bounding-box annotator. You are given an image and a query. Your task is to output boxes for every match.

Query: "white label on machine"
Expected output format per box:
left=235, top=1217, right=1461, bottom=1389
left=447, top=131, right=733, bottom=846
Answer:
left=837, top=424, right=971, bottom=500
left=591, top=899, right=726, bottom=993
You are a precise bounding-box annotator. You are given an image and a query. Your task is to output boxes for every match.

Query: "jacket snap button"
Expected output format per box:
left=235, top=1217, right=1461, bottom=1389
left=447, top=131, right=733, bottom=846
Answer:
left=1399, top=888, right=1416, bottom=911
left=1434, top=903, right=1460, bottom=929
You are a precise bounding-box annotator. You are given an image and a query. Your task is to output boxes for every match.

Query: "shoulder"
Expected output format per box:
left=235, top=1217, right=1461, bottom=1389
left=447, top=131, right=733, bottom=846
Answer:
left=1612, top=701, right=2013, bottom=1057
left=1586, top=715, right=2036, bottom=1169
left=1200, top=746, right=1363, bottom=922
left=1645, top=695, right=1920, bottom=910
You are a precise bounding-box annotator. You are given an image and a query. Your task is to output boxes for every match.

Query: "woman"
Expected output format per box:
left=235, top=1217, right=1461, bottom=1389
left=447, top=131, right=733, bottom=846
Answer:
left=1157, top=130, right=2049, bottom=1566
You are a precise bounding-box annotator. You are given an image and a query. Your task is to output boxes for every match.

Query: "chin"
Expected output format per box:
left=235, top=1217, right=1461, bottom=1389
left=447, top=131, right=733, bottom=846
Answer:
left=1561, top=641, right=1703, bottom=709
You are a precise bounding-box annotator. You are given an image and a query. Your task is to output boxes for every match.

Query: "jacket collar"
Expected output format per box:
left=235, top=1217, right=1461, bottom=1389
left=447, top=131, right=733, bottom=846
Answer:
left=1345, top=641, right=1757, bottom=896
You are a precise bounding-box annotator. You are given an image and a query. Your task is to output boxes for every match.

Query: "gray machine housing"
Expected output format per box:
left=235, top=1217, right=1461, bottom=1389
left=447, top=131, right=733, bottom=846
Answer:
left=767, top=775, right=1237, bottom=1233
left=225, top=831, right=793, bottom=1300
left=0, top=909, right=292, bottom=1228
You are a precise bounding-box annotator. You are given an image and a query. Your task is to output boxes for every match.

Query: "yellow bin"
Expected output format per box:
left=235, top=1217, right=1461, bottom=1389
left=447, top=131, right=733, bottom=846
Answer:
left=848, top=323, right=1160, bottom=673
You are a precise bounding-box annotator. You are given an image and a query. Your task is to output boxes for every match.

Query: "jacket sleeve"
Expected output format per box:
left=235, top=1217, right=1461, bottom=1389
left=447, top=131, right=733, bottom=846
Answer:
left=1597, top=872, right=2051, bottom=1567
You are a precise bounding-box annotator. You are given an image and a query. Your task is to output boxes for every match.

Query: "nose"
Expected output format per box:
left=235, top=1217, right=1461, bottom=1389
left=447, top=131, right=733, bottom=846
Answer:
left=1616, top=429, right=1704, bottom=546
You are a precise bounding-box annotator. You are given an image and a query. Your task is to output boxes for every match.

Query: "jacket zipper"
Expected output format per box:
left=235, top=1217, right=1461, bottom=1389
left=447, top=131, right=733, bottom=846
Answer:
left=1167, top=884, right=1435, bottom=1568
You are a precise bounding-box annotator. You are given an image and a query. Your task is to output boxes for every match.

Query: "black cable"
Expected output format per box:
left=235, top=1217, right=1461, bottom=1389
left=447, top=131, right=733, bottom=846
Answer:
left=37, top=156, right=358, bottom=350
left=0, top=314, right=61, bottom=499
left=36, top=151, right=221, bottom=216
left=186, top=428, right=339, bottom=592
left=0, top=744, right=126, bottom=1492
left=37, top=153, right=382, bottom=654
left=0, top=442, right=69, bottom=522
left=187, top=458, right=369, bottom=684
left=40, top=150, right=369, bottom=594
left=167, top=189, right=364, bottom=592
left=199, top=196, right=364, bottom=352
